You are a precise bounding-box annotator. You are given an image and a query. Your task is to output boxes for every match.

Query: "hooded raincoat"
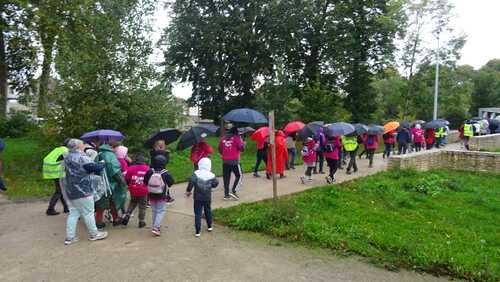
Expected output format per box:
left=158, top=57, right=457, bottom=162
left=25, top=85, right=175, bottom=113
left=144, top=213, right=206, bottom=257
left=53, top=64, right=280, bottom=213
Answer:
left=266, top=131, right=288, bottom=174
left=186, top=158, right=219, bottom=202
left=95, top=144, right=127, bottom=210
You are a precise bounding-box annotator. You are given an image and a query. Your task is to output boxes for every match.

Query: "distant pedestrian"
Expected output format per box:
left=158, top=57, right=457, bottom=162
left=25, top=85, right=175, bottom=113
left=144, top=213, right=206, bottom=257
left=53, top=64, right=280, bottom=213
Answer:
left=186, top=158, right=219, bottom=238
left=343, top=133, right=359, bottom=174
left=253, top=139, right=268, bottom=177
left=313, top=128, right=326, bottom=174
left=122, top=153, right=150, bottom=228
left=266, top=131, right=288, bottom=179
left=461, top=122, right=474, bottom=150
left=425, top=128, right=435, bottom=150
left=144, top=154, right=175, bottom=236
left=219, top=125, right=245, bottom=201
left=382, top=131, right=396, bottom=158
left=411, top=124, right=425, bottom=152
left=285, top=133, right=297, bottom=170
left=190, top=136, right=214, bottom=170
left=43, top=144, right=69, bottom=215
left=300, top=137, right=317, bottom=184
left=365, top=134, right=379, bottom=168
left=324, top=136, right=341, bottom=183
left=397, top=127, right=411, bottom=155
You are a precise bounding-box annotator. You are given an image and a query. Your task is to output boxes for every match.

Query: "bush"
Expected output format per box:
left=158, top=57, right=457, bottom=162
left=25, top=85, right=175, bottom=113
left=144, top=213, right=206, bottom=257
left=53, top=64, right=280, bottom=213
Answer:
left=0, top=111, right=38, bottom=138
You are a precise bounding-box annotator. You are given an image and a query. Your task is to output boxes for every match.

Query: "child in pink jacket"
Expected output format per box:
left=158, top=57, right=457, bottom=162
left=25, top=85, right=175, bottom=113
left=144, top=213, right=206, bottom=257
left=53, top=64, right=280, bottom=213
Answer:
left=300, top=137, right=318, bottom=184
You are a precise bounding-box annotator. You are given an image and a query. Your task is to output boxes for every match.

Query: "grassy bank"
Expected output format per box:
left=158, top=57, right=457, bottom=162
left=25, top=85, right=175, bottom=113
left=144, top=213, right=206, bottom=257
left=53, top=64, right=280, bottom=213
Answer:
left=214, top=169, right=500, bottom=281
left=2, top=137, right=301, bottom=200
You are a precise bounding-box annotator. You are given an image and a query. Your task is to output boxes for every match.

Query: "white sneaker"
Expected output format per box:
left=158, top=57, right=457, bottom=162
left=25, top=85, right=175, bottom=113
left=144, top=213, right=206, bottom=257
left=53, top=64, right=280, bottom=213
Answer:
left=195, top=233, right=201, bottom=238
left=325, top=176, right=332, bottom=184
left=228, top=193, right=239, bottom=201
left=89, top=231, right=108, bottom=241
left=64, top=237, right=79, bottom=245
left=207, top=227, right=213, bottom=232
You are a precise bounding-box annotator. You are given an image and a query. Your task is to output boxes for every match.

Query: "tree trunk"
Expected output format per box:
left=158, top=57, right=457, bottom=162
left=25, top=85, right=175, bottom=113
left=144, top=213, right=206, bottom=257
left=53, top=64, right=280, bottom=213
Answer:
left=0, top=24, right=7, bottom=117
left=37, top=31, right=56, bottom=117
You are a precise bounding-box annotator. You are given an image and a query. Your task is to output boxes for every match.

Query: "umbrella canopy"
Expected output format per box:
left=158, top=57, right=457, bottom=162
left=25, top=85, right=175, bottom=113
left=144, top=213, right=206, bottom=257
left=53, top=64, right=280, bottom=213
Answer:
left=367, top=124, right=384, bottom=135
left=81, top=129, right=124, bottom=143
left=283, top=121, right=305, bottom=135
left=384, top=121, right=400, bottom=134
left=325, top=122, right=355, bottom=137
left=424, top=119, right=447, bottom=129
left=400, top=121, right=411, bottom=129
left=222, top=108, right=268, bottom=124
left=238, top=127, right=255, bottom=135
left=353, top=123, right=368, bottom=135
left=176, top=126, right=216, bottom=151
left=145, top=128, right=181, bottom=149
left=250, top=127, right=270, bottom=142
left=298, top=122, right=323, bottom=139
left=198, top=123, right=219, bottom=132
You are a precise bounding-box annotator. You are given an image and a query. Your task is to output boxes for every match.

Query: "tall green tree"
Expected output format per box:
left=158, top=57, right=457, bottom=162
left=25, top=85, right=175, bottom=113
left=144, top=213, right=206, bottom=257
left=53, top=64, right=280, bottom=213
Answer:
left=471, top=59, right=500, bottom=114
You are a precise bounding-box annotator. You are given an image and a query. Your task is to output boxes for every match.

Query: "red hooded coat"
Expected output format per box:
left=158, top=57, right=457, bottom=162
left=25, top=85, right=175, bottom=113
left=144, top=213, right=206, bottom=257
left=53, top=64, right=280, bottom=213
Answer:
left=266, top=131, right=288, bottom=174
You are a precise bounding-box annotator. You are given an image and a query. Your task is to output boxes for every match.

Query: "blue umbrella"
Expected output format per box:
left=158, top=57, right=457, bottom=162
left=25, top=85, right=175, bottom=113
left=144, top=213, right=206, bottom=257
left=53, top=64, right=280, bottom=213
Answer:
left=81, top=129, right=124, bottom=142
left=238, top=127, right=255, bottom=135
left=325, top=122, right=355, bottom=137
left=424, top=120, right=447, bottom=129
left=353, top=123, right=368, bottom=135
left=222, top=108, right=268, bottom=124
left=367, top=124, right=384, bottom=135
left=298, top=122, right=324, bottom=139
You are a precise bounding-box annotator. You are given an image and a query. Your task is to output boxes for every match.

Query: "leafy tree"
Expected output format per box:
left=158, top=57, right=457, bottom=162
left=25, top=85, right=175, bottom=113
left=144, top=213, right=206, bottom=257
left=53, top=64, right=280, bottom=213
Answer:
left=471, top=59, right=500, bottom=114
left=254, top=82, right=301, bottom=128
left=371, top=68, right=409, bottom=122
left=298, top=81, right=351, bottom=123
left=0, top=1, right=38, bottom=116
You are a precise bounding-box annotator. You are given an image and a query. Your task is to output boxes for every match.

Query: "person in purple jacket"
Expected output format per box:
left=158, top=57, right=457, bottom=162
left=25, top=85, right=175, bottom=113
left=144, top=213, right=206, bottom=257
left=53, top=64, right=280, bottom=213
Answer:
left=218, top=125, right=245, bottom=201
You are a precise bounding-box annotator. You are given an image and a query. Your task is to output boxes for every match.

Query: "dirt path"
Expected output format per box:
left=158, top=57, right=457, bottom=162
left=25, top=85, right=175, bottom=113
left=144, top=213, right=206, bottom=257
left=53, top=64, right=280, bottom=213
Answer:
left=0, top=151, right=456, bottom=281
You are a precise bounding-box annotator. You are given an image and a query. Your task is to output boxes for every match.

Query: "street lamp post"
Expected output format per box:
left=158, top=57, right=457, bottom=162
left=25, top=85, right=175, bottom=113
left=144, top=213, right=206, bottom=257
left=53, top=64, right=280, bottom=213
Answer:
left=433, top=30, right=441, bottom=121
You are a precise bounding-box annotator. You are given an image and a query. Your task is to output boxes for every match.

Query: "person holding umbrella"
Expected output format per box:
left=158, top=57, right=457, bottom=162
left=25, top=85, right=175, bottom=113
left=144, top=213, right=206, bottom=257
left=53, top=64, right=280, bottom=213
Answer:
left=382, top=131, right=396, bottom=158
left=411, top=124, right=425, bottom=152
left=366, top=134, right=379, bottom=168
left=324, top=135, right=342, bottom=183
left=251, top=127, right=269, bottom=178
left=219, top=125, right=245, bottom=200
left=425, top=128, right=435, bottom=150
left=266, top=130, right=288, bottom=179
left=343, top=133, right=360, bottom=175
left=397, top=127, right=411, bottom=155
left=190, top=135, right=214, bottom=170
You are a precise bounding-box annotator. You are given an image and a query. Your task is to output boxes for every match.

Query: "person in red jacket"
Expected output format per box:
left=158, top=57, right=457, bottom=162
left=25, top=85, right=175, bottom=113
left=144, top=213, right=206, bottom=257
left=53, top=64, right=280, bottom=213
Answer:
left=190, top=136, right=214, bottom=170
left=266, top=131, right=288, bottom=179
left=365, top=134, right=379, bottom=168
left=122, top=153, right=149, bottom=228
left=382, top=130, right=396, bottom=158
left=425, top=128, right=435, bottom=150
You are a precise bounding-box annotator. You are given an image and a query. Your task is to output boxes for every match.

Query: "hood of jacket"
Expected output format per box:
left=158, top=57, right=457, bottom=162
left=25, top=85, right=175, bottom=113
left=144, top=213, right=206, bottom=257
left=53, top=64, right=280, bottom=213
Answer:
left=195, top=157, right=215, bottom=181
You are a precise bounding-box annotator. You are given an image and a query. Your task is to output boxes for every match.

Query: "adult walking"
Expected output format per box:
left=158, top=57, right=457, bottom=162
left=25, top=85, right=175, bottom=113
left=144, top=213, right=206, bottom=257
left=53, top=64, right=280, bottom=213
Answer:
left=324, top=136, right=341, bottom=183
left=382, top=131, right=396, bottom=158
left=62, top=139, right=108, bottom=245
left=397, top=127, right=411, bottom=155
left=343, top=133, right=359, bottom=175
left=94, top=139, right=128, bottom=229
left=43, top=144, right=69, bottom=215
left=253, top=139, right=268, bottom=177
left=365, top=134, right=379, bottom=168
left=285, top=133, right=297, bottom=170
left=219, top=126, right=245, bottom=200
left=462, top=122, right=474, bottom=150
left=425, top=128, right=435, bottom=150
left=411, top=124, right=425, bottom=152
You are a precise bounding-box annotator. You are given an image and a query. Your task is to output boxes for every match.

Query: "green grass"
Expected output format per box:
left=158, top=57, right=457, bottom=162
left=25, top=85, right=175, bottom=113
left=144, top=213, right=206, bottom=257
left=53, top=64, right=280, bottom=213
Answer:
left=213, top=169, right=500, bottom=281
left=2, top=137, right=303, bottom=200
left=480, top=148, right=500, bottom=153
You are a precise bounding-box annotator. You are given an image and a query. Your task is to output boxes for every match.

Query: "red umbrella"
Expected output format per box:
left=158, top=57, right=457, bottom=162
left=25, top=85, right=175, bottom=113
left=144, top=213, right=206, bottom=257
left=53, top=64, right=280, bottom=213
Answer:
left=251, top=127, right=269, bottom=142
left=284, top=121, right=305, bottom=135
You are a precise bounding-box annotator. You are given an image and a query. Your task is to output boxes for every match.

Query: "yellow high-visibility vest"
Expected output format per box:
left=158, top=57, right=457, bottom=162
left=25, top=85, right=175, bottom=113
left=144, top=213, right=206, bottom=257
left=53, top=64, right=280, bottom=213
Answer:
left=42, top=146, right=68, bottom=179
left=463, top=124, right=473, bottom=137
left=343, top=136, right=358, bottom=152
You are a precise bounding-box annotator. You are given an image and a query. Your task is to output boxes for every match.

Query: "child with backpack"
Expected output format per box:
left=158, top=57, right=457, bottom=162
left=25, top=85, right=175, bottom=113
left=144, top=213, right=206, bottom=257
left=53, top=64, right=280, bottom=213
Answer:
left=324, top=136, right=341, bottom=184
left=186, top=158, right=219, bottom=237
left=300, top=137, right=318, bottom=184
left=144, top=154, right=174, bottom=236
left=122, top=153, right=149, bottom=228
left=366, top=134, right=379, bottom=168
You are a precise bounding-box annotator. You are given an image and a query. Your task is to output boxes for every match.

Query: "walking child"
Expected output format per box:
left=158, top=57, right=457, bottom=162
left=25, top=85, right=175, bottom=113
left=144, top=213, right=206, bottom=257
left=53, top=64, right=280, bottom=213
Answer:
left=324, top=136, right=341, bottom=183
left=186, top=158, right=219, bottom=237
left=144, top=154, right=174, bottom=236
left=300, top=137, right=317, bottom=184
left=122, top=153, right=149, bottom=228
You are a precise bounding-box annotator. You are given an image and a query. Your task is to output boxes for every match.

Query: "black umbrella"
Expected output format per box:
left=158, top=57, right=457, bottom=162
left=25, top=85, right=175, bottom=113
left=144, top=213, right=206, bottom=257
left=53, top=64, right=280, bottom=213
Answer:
left=222, top=108, right=268, bottom=124
left=353, top=123, right=368, bottom=135
left=198, top=123, right=219, bottom=132
left=298, top=122, right=324, bottom=139
left=176, top=126, right=217, bottom=151
left=144, top=128, right=181, bottom=148
left=424, top=120, right=447, bottom=129
left=400, top=121, right=411, bottom=129
left=367, top=124, right=384, bottom=135
left=238, top=127, right=255, bottom=135
left=325, top=122, right=355, bottom=137
left=437, top=118, right=450, bottom=125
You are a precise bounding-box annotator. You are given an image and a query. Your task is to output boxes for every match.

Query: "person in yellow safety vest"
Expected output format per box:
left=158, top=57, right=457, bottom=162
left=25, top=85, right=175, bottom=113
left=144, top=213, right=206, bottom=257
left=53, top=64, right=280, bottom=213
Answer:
left=463, top=122, right=474, bottom=150
left=343, top=134, right=359, bottom=175
left=43, top=144, right=69, bottom=216
left=435, top=127, right=445, bottom=148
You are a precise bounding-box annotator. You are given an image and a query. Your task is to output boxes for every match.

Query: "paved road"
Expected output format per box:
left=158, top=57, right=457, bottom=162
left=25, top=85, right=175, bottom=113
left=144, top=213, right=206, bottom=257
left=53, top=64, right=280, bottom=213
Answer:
left=0, top=150, right=455, bottom=281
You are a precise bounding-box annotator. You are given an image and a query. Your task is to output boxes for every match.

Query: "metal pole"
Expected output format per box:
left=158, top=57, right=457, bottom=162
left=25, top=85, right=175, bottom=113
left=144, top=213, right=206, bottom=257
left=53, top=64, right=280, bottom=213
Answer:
left=269, top=111, right=278, bottom=203
left=433, top=32, right=440, bottom=120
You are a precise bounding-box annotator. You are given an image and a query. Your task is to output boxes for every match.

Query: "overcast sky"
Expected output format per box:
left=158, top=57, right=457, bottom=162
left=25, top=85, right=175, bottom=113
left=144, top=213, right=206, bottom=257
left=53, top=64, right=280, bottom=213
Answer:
left=152, top=0, right=500, bottom=99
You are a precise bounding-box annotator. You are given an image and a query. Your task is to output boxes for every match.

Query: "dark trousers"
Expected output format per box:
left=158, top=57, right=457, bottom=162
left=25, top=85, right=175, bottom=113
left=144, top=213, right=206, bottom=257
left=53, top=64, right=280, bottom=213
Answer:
left=126, top=195, right=147, bottom=223
left=326, top=158, right=338, bottom=178
left=314, top=151, right=324, bottom=173
left=305, top=166, right=314, bottom=177
left=194, top=200, right=212, bottom=234
left=367, top=149, right=375, bottom=167
left=383, top=143, right=393, bottom=157
left=286, top=148, right=296, bottom=169
left=398, top=143, right=408, bottom=155
left=223, top=163, right=242, bottom=196
left=426, top=143, right=434, bottom=150
left=48, top=179, right=68, bottom=212
left=414, top=142, right=422, bottom=152
left=346, top=150, right=358, bottom=172
left=254, top=150, right=267, bottom=173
